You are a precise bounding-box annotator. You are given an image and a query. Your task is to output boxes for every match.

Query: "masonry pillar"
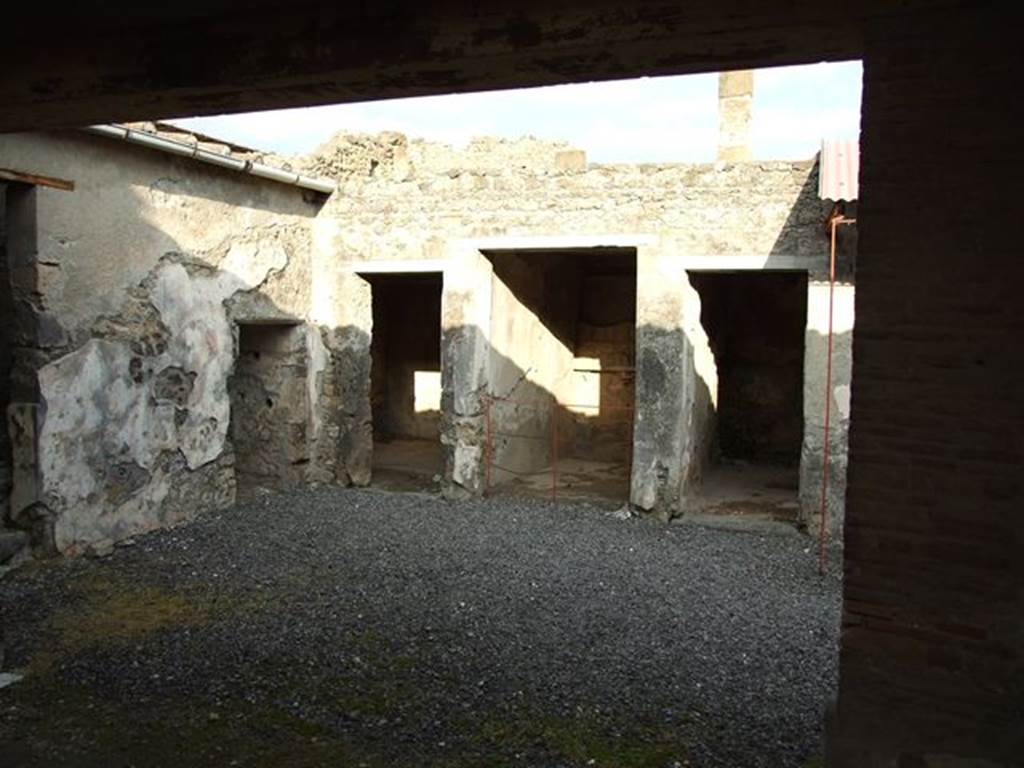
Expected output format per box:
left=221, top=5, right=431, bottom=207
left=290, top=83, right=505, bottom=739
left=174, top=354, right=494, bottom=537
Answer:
left=717, top=70, right=753, bottom=162
left=310, top=216, right=373, bottom=486
left=829, top=7, right=1023, bottom=765
left=799, top=279, right=855, bottom=534
left=631, top=243, right=717, bottom=519
left=440, top=244, right=493, bottom=497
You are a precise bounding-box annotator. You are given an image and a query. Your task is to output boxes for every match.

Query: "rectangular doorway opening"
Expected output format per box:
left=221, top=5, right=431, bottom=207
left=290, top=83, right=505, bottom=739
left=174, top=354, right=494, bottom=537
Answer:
left=484, top=247, right=636, bottom=505
left=688, top=271, right=807, bottom=522
left=367, top=273, right=444, bottom=492
left=229, top=322, right=309, bottom=501
left=1, top=182, right=35, bottom=525
left=0, top=183, right=15, bottom=518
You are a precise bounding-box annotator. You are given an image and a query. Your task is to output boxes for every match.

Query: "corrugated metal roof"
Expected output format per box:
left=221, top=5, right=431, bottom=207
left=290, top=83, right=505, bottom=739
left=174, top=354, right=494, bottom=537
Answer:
left=818, top=139, right=859, bottom=201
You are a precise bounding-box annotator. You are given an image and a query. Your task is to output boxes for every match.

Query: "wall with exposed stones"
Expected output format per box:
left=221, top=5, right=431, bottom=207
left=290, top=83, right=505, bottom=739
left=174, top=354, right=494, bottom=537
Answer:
left=0, top=124, right=854, bottom=554
left=306, top=132, right=850, bottom=522
left=0, top=131, right=321, bottom=555
left=565, top=259, right=636, bottom=465
left=230, top=323, right=315, bottom=500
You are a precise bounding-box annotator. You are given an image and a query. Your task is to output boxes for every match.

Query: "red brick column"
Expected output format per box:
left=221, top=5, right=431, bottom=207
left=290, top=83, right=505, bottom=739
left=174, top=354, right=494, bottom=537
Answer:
left=830, top=6, right=1024, bottom=765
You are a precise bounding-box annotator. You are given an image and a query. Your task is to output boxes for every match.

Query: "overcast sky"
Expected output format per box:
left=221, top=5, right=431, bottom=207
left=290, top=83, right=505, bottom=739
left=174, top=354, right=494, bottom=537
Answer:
left=172, top=61, right=861, bottom=164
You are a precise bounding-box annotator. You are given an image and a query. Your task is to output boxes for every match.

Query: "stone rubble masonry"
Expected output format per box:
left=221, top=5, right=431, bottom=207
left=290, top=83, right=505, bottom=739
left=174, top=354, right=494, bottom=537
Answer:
left=0, top=121, right=851, bottom=555
left=307, top=131, right=847, bottom=526
left=230, top=323, right=314, bottom=499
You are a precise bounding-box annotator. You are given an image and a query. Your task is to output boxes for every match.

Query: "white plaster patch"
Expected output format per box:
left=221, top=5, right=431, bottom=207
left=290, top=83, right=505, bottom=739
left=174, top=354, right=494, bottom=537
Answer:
left=149, top=263, right=234, bottom=469
left=452, top=443, right=482, bottom=489
left=306, top=326, right=328, bottom=440
left=806, top=284, right=855, bottom=334
left=36, top=248, right=288, bottom=553
left=220, top=241, right=288, bottom=289
left=37, top=339, right=179, bottom=551
left=834, top=384, right=851, bottom=420
left=632, top=460, right=659, bottom=511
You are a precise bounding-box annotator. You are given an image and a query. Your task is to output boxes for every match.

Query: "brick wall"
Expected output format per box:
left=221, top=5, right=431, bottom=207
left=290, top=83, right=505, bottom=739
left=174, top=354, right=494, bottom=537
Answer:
left=831, top=6, right=1024, bottom=765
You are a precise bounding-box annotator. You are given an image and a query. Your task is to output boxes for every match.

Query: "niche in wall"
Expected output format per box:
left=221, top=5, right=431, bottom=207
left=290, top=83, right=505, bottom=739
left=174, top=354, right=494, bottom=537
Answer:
left=228, top=322, right=310, bottom=499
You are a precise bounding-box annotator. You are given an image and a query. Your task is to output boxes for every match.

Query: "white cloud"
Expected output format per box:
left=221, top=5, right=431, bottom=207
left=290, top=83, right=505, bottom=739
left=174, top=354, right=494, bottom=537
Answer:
left=171, top=62, right=861, bottom=163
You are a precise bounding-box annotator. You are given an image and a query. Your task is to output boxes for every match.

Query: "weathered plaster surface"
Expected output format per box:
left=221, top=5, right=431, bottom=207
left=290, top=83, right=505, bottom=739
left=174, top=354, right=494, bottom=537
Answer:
left=0, top=131, right=318, bottom=554
left=33, top=255, right=291, bottom=553
left=2, top=125, right=852, bottom=550
left=800, top=282, right=855, bottom=533
left=230, top=323, right=312, bottom=499
left=308, top=132, right=846, bottom=518
left=0, top=133, right=313, bottom=336
left=439, top=246, right=493, bottom=496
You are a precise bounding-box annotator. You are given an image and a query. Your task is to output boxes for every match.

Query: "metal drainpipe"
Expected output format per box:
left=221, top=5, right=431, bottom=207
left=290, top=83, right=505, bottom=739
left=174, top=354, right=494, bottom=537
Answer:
left=82, top=124, right=336, bottom=195
left=818, top=208, right=856, bottom=576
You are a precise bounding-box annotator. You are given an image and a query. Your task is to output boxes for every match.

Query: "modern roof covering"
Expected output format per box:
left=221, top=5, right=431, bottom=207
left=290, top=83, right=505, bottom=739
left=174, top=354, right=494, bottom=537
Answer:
left=82, top=123, right=336, bottom=195
left=818, top=139, right=859, bottom=201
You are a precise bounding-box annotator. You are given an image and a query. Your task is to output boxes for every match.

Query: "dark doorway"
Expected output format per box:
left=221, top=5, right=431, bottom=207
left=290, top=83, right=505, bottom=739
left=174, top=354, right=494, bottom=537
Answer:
left=0, top=183, right=14, bottom=519
left=1, top=182, right=34, bottom=526
left=367, top=273, right=444, bottom=492
left=689, top=270, right=807, bottom=520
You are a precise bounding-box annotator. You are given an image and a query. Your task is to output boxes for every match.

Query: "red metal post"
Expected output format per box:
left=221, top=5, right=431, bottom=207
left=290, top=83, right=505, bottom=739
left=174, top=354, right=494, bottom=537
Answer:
left=551, top=397, right=558, bottom=503
left=484, top=395, right=492, bottom=496
left=818, top=217, right=838, bottom=576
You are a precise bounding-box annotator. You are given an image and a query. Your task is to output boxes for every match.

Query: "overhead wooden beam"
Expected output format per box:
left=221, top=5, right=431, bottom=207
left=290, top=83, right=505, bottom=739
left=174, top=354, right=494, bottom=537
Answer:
left=0, top=167, right=75, bottom=191
left=0, top=0, right=928, bottom=131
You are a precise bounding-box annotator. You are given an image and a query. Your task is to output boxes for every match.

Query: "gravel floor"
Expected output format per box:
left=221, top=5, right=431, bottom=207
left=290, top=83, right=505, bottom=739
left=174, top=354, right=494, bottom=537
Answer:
left=0, top=488, right=841, bottom=768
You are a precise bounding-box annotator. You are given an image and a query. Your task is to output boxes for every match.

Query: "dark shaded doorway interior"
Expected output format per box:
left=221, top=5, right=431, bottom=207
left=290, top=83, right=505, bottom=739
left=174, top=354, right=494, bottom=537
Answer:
left=0, top=183, right=16, bottom=523
left=368, top=273, right=444, bottom=492
left=689, top=271, right=807, bottom=523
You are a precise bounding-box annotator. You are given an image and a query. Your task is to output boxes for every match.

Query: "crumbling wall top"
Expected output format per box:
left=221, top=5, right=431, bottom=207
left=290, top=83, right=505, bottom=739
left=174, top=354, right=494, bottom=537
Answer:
left=409, top=136, right=587, bottom=176
left=302, top=131, right=588, bottom=181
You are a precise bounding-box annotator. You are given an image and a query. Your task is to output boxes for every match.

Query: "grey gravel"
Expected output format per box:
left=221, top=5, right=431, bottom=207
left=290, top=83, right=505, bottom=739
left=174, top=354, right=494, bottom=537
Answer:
left=0, top=487, right=841, bottom=767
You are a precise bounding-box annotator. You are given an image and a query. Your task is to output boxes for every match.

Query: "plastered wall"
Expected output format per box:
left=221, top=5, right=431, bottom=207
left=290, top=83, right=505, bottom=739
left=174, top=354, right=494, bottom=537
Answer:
left=0, top=126, right=850, bottom=551
left=0, top=131, right=320, bottom=554
left=309, top=134, right=843, bottom=519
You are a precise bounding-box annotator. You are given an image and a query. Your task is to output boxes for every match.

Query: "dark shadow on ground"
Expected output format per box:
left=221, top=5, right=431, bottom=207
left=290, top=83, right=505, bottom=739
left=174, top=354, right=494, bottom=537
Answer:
left=0, top=486, right=841, bottom=768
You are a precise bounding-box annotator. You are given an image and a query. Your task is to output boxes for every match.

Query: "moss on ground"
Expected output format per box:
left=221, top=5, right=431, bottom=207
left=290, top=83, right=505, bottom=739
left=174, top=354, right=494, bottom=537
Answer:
left=5, top=570, right=691, bottom=767
left=466, top=707, right=690, bottom=767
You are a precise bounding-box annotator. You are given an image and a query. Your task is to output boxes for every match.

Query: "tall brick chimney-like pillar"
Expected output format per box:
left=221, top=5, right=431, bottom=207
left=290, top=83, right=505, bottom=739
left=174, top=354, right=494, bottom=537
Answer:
left=717, top=70, right=753, bottom=162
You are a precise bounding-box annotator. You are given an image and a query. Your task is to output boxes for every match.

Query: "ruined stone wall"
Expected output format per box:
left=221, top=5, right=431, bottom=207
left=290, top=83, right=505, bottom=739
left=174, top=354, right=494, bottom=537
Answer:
left=230, top=323, right=312, bottom=499
left=309, top=132, right=841, bottom=517
left=0, top=127, right=848, bottom=539
left=0, top=131, right=320, bottom=555
left=311, top=133, right=827, bottom=263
